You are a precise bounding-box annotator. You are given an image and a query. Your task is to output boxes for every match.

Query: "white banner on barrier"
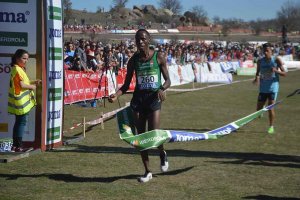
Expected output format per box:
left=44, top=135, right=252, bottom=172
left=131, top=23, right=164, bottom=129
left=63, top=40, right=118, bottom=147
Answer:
left=280, top=55, right=293, bottom=61
left=168, top=62, right=232, bottom=86
left=208, top=62, right=224, bottom=74
left=168, top=64, right=183, bottom=86
left=180, top=64, right=195, bottom=84
left=106, top=70, right=117, bottom=96
left=278, top=55, right=300, bottom=69
left=199, top=70, right=232, bottom=83
left=167, top=29, right=179, bottom=33
left=220, top=61, right=240, bottom=73
left=282, top=61, right=300, bottom=69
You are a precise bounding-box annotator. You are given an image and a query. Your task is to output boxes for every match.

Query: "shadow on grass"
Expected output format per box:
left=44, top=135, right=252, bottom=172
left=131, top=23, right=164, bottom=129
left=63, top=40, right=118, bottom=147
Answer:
left=210, top=159, right=300, bottom=169
left=243, top=195, right=300, bottom=200
left=63, top=123, right=101, bottom=139
left=0, top=166, right=194, bottom=183
left=51, top=145, right=300, bottom=169
left=171, top=149, right=300, bottom=169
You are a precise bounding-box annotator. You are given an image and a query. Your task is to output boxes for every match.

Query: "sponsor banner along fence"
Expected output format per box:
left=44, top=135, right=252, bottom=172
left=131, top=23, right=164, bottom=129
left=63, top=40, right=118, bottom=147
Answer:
left=64, top=61, right=259, bottom=104
left=64, top=69, right=119, bottom=104
left=64, top=61, right=242, bottom=104
left=279, top=55, right=300, bottom=70
left=237, top=59, right=256, bottom=76
left=65, top=57, right=300, bottom=105
left=168, top=61, right=239, bottom=86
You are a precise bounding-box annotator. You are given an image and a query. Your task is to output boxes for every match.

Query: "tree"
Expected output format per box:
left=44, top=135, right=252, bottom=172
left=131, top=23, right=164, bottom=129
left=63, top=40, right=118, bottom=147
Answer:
left=96, top=6, right=104, bottom=13
left=183, top=11, right=197, bottom=26
left=213, top=16, right=221, bottom=25
left=189, top=5, right=208, bottom=25
left=158, top=0, right=182, bottom=15
left=63, top=0, right=72, bottom=24
left=179, top=16, right=186, bottom=26
left=221, top=24, right=230, bottom=37
left=276, top=0, right=300, bottom=32
left=220, top=18, right=245, bottom=29
left=112, top=0, right=129, bottom=9
left=250, top=19, right=263, bottom=36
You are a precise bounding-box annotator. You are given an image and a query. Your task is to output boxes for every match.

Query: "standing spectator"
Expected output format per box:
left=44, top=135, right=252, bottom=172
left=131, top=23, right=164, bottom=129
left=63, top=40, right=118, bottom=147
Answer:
left=166, top=49, right=173, bottom=65
left=116, top=46, right=124, bottom=72
left=8, top=49, right=41, bottom=152
left=73, top=38, right=88, bottom=71
left=106, top=47, right=118, bottom=73
left=89, top=42, right=97, bottom=57
left=253, top=43, right=287, bottom=134
left=123, top=49, right=133, bottom=68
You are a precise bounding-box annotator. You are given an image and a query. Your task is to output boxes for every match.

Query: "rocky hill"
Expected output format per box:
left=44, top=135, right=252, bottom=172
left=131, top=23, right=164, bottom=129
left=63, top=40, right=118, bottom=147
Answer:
left=66, top=5, right=176, bottom=29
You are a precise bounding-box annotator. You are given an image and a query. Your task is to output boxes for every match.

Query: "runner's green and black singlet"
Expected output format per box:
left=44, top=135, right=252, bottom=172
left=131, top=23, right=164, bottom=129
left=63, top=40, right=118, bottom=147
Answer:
left=132, top=51, right=162, bottom=92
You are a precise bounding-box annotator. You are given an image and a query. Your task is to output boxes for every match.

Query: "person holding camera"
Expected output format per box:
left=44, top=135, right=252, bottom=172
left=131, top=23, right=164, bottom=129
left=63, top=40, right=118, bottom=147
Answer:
left=72, top=38, right=88, bottom=72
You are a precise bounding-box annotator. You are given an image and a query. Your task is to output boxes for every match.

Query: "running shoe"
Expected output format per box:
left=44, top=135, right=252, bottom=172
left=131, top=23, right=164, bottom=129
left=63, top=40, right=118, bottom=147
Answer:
left=138, top=172, right=152, bottom=183
left=15, top=147, right=34, bottom=152
left=160, top=150, right=169, bottom=172
left=268, top=126, right=275, bottom=134
left=11, top=146, right=16, bottom=152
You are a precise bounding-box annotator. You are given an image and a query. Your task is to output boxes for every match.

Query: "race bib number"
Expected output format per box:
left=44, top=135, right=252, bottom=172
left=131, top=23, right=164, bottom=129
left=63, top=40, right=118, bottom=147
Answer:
left=138, top=75, right=159, bottom=90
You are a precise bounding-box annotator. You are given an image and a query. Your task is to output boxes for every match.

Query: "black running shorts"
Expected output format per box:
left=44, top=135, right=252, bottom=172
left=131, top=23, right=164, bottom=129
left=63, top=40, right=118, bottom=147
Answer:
left=258, top=92, right=277, bottom=102
left=130, top=90, right=161, bottom=115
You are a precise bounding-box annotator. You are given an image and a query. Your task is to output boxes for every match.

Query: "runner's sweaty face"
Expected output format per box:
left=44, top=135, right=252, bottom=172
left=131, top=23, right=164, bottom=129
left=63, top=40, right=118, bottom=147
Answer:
left=136, top=31, right=149, bottom=52
left=264, top=47, right=273, bottom=60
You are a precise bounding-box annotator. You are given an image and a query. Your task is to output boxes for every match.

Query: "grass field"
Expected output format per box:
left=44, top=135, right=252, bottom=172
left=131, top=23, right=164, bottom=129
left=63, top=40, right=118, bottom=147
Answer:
left=1, top=70, right=299, bottom=200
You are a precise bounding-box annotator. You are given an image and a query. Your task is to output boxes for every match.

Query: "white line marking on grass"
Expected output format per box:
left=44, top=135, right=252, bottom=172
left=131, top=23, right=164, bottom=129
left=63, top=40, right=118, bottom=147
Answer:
left=167, top=78, right=253, bottom=92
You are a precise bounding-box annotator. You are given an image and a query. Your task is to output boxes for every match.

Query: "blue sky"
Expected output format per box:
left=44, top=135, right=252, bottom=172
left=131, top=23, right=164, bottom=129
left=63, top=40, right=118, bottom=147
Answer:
left=70, top=0, right=290, bottom=21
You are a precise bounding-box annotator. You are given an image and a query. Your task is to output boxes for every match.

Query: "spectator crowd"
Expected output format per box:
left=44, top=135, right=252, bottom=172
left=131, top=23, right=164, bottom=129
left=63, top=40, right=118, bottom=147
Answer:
left=64, top=38, right=300, bottom=74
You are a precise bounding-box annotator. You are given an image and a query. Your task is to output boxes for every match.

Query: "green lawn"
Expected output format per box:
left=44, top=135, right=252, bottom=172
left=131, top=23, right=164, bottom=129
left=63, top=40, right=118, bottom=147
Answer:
left=1, top=70, right=299, bottom=200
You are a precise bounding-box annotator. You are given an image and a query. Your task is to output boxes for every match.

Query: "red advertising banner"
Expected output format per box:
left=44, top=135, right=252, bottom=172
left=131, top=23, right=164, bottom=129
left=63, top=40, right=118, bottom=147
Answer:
left=117, top=68, right=136, bottom=92
left=81, top=73, right=93, bottom=100
left=64, top=69, right=135, bottom=104
left=75, top=72, right=86, bottom=101
left=241, top=60, right=255, bottom=68
left=64, top=70, right=74, bottom=104
left=88, top=72, right=102, bottom=99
